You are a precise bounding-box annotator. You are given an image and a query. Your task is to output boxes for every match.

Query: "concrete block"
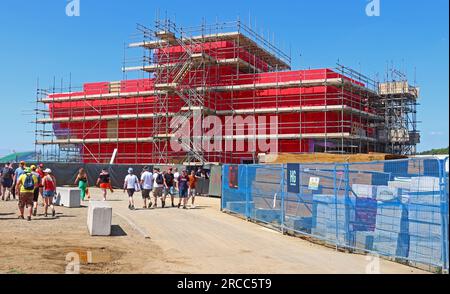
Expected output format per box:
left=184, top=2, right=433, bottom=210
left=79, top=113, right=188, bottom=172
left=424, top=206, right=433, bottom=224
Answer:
left=56, top=187, right=81, bottom=208
left=87, top=201, right=112, bottom=236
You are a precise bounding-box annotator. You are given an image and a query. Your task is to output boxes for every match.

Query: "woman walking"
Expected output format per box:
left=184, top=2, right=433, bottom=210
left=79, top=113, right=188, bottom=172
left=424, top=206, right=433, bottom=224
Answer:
left=96, top=168, right=113, bottom=201
left=42, top=168, right=57, bottom=218
left=75, top=168, right=89, bottom=201
left=123, top=168, right=139, bottom=210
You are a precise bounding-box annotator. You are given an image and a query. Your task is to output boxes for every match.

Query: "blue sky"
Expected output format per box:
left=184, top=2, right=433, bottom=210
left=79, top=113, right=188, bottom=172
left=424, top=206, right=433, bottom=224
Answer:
left=0, top=0, right=448, bottom=154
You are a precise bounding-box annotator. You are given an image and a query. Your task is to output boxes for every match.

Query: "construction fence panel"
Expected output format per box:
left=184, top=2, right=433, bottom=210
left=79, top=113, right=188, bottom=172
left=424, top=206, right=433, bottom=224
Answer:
left=222, top=157, right=449, bottom=271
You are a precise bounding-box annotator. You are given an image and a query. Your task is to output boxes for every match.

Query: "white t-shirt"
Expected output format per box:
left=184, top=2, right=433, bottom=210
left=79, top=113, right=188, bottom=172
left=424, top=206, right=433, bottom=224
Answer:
left=124, top=174, right=138, bottom=189
left=141, top=171, right=153, bottom=190
left=153, top=172, right=162, bottom=188
left=174, top=172, right=180, bottom=182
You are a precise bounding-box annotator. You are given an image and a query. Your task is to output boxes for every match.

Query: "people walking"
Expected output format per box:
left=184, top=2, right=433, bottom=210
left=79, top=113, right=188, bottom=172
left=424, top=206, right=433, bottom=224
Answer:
left=173, top=167, right=180, bottom=197
left=188, top=170, right=198, bottom=209
left=42, top=168, right=57, bottom=218
left=75, top=168, right=89, bottom=201
left=163, top=168, right=176, bottom=208
left=15, top=167, right=39, bottom=221
left=30, top=165, right=42, bottom=216
left=12, top=161, right=27, bottom=200
left=140, top=166, right=153, bottom=209
left=96, top=168, right=113, bottom=201
left=1, top=162, right=14, bottom=201
left=152, top=168, right=164, bottom=208
left=36, top=164, right=45, bottom=204
left=123, top=168, right=139, bottom=210
left=177, top=170, right=189, bottom=209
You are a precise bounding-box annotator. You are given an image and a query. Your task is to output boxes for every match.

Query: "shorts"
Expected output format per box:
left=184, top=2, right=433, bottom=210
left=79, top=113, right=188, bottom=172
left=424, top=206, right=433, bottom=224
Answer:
left=164, top=186, right=175, bottom=196
left=100, top=183, right=111, bottom=190
left=127, top=189, right=135, bottom=197
left=153, top=186, right=163, bottom=197
left=18, top=192, right=34, bottom=209
left=189, top=188, right=196, bottom=196
left=142, top=189, right=151, bottom=199
left=1, top=178, right=13, bottom=188
left=43, top=190, right=55, bottom=198
left=179, top=189, right=188, bottom=198
left=33, top=188, right=40, bottom=202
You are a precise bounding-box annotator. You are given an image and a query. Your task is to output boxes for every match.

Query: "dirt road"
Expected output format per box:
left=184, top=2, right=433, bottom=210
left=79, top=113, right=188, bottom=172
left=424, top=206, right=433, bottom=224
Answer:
left=0, top=188, right=426, bottom=274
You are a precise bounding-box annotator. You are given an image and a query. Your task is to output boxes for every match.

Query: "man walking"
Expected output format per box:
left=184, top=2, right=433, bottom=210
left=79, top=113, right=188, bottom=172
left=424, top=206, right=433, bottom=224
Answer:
left=16, top=167, right=39, bottom=221
left=177, top=170, right=189, bottom=209
left=140, top=166, right=153, bottom=209
left=188, top=170, right=198, bottom=209
left=30, top=165, right=42, bottom=216
left=1, top=162, right=14, bottom=201
left=123, top=168, right=139, bottom=210
left=12, top=161, right=26, bottom=200
left=163, top=168, right=176, bottom=208
left=152, top=168, right=164, bottom=208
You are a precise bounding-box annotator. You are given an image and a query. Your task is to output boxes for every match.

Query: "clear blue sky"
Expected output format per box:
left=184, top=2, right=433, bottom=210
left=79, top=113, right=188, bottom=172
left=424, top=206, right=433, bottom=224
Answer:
left=0, top=0, right=448, bottom=154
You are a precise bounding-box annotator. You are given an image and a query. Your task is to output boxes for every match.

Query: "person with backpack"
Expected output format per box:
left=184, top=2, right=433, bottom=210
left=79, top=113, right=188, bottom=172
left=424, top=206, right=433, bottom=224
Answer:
left=163, top=168, right=176, bottom=208
left=30, top=165, right=42, bottom=216
left=96, top=168, right=113, bottom=201
left=1, top=162, right=14, bottom=201
left=123, top=168, right=139, bottom=210
left=42, top=168, right=57, bottom=218
left=15, top=167, right=39, bottom=221
left=152, top=168, right=164, bottom=208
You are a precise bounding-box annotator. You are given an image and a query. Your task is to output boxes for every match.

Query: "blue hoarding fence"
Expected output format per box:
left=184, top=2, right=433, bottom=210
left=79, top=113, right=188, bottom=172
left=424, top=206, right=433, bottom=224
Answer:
left=221, top=157, right=449, bottom=271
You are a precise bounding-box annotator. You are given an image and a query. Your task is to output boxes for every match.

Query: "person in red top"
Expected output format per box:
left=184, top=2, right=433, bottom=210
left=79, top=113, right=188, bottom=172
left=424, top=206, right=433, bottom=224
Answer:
left=42, top=168, right=57, bottom=218
left=36, top=164, right=45, bottom=202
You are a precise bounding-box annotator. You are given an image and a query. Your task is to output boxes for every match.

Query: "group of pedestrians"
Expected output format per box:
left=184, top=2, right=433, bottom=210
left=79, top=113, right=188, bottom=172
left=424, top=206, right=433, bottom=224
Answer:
left=123, top=166, right=201, bottom=210
left=0, top=161, right=57, bottom=221
left=1, top=162, right=208, bottom=220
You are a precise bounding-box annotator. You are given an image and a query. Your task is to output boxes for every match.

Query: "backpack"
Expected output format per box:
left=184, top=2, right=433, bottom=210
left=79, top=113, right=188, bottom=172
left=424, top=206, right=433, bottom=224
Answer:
left=1, top=168, right=11, bottom=180
left=23, top=173, right=35, bottom=191
left=156, top=173, right=164, bottom=185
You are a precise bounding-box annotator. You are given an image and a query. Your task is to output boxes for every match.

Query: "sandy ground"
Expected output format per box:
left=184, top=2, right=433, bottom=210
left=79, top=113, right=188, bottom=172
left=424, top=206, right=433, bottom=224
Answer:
left=0, top=188, right=427, bottom=274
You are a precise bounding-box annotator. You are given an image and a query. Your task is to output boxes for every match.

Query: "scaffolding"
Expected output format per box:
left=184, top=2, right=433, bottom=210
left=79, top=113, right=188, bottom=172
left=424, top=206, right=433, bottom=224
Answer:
left=35, top=18, right=420, bottom=164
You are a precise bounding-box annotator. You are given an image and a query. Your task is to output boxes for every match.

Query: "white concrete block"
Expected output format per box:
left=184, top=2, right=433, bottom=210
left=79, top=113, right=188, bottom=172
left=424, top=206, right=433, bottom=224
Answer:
left=87, top=201, right=112, bottom=236
left=56, top=187, right=81, bottom=208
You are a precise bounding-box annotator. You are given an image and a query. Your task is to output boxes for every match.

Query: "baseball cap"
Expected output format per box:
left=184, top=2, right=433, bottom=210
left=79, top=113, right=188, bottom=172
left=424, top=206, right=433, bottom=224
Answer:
left=24, top=167, right=31, bottom=173
left=30, top=165, right=37, bottom=170
left=44, top=168, right=52, bottom=174
left=128, top=168, right=134, bottom=174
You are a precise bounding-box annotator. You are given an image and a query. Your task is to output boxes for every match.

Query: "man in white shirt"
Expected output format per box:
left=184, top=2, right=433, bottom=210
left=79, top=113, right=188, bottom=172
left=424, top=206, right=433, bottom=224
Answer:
left=123, top=168, right=139, bottom=210
left=140, top=166, right=153, bottom=209
left=152, top=168, right=164, bottom=208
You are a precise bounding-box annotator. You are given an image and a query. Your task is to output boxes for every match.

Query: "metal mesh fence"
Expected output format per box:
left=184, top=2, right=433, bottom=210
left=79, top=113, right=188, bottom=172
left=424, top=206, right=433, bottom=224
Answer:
left=222, top=157, right=449, bottom=271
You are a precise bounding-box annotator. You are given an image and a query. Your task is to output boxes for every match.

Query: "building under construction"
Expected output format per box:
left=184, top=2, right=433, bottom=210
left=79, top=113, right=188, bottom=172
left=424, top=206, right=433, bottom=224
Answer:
left=35, top=19, right=420, bottom=164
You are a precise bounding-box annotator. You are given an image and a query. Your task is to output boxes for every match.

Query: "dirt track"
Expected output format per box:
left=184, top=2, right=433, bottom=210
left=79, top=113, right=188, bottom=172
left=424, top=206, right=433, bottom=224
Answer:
left=0, top=188, right=426, bottom=274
